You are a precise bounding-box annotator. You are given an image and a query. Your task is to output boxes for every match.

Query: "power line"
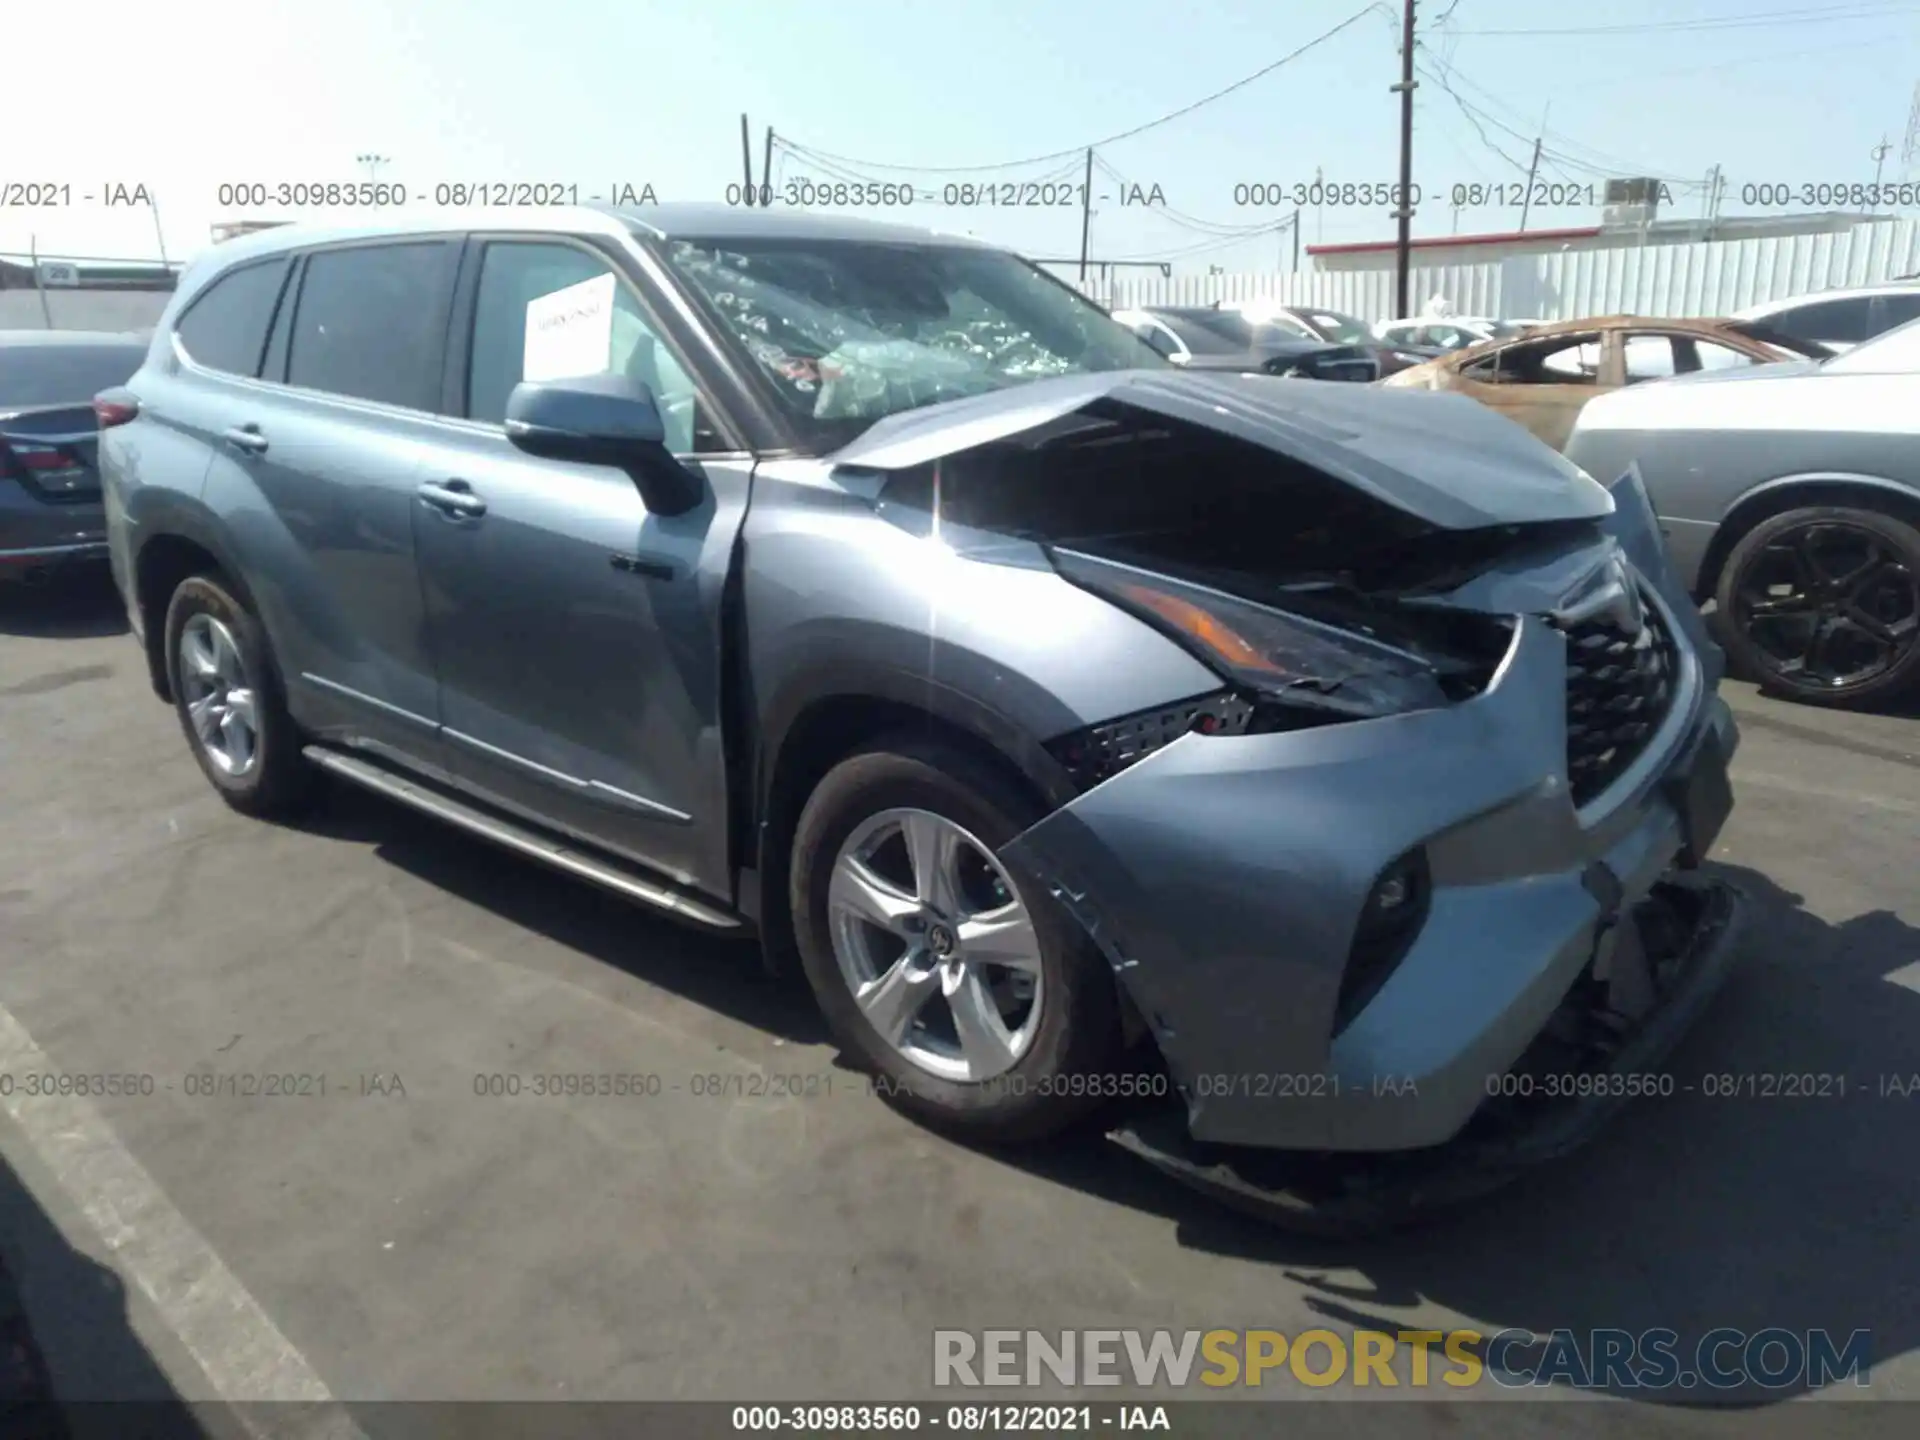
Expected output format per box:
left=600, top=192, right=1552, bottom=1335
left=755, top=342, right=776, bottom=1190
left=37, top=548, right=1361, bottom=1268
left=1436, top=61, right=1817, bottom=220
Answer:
left=773, top=3, right=1385, bottom=175
left=1090, top=154, right=1283, bottom=236
left=1097, top=220, right=1297, bottom=266
left=770, top=140, right=1084, bottom=193
left=1448, top=2, right=1920, bottom=36
left=1418, top=46, right=1702, bottom=185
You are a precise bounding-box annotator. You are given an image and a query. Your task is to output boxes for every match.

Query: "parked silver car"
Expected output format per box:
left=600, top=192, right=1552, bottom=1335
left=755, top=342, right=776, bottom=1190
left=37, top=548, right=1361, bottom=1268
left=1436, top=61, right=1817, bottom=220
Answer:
left=1566, top=317, right=1920, bottom=708
left=1731, top=281, right=1920, bottom=355
left=98, top=206, right=1745, bottom=1227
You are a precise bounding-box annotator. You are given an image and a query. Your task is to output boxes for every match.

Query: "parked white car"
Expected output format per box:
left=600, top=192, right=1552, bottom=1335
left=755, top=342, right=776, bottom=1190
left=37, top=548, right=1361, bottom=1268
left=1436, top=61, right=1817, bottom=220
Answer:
left=1731, top=281, right=1920, bottom=354
left=1375, top=316, right=1540, bottom=351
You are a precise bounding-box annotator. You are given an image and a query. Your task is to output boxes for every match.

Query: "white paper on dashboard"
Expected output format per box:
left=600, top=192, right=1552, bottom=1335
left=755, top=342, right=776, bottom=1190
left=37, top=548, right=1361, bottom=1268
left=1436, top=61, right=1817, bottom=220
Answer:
left=523, top=273, right=616, bottom=382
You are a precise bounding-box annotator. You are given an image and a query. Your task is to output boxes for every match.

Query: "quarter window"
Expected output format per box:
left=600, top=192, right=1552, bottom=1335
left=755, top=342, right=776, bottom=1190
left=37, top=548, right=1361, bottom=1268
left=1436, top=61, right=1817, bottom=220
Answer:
left=174, top=258, right=290, bottom=377
left=286, top=242, right=452, bottom=410
left=1465, top=334, right=1602, bottom=384
left=465, top=240, right=708, bottom=453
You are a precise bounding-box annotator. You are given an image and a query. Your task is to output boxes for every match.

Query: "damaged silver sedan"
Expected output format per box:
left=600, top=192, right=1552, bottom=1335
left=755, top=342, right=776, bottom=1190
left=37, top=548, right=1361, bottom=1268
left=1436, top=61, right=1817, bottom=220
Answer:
left=104, top=206, right=1745, bottom=1230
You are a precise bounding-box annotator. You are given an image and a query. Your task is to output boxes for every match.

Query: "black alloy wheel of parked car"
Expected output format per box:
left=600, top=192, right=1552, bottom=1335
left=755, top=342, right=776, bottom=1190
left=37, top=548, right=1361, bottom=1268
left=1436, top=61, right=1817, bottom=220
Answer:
left=1715, top=505, right=1920, bottom=708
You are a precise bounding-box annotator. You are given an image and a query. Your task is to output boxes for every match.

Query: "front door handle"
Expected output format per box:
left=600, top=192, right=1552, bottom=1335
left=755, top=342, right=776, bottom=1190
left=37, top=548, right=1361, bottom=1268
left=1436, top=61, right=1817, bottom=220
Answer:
left=221, top=424, right=268, bottom=454
left=416, top=479, right=487, bottom=519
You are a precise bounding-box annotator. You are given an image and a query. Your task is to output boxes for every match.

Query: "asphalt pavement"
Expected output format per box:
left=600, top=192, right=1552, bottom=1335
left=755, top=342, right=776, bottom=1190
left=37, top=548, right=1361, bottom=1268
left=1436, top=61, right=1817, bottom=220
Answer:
left=0, top=574, right=1914, bottom=1438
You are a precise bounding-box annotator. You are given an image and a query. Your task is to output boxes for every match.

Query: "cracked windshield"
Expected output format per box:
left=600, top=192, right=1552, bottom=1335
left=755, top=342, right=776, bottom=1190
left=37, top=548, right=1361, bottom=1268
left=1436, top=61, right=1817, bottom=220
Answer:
left=661, top=237, right=1162, bottom=445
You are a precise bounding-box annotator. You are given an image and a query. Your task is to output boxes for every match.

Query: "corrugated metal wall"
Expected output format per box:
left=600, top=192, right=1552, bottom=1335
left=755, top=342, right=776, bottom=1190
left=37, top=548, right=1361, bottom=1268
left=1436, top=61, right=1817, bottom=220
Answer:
left=1073, top=219, right=1920, bottom=322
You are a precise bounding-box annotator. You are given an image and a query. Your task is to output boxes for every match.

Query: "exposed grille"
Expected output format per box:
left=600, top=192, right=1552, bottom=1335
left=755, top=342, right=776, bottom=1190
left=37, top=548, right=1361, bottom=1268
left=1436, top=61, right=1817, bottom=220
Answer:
left=1046, top=692, right=1254, bottom=791
left=1556, top=585, right=1680, bottom=808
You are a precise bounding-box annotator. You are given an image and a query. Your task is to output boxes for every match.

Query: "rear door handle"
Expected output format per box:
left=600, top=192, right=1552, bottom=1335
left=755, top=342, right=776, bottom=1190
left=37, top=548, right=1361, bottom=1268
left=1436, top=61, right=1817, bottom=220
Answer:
left=416, top=479, right=487, bottom=518
left=222, top=424, right=268, bottom=454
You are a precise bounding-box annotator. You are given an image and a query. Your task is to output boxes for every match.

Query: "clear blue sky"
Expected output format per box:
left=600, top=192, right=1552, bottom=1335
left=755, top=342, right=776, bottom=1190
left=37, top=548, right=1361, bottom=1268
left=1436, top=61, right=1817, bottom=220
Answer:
left=8, top=0, right=1919, bottom=270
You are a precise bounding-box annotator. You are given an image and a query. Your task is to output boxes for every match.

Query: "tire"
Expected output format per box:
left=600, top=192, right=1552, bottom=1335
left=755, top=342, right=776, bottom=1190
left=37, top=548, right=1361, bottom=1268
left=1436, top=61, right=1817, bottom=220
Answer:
left=163, top=574, right=316, bottom=817
left=790, top=738, right=1123, bottom=1143
left=1714, top=505, right=1920, bottom=709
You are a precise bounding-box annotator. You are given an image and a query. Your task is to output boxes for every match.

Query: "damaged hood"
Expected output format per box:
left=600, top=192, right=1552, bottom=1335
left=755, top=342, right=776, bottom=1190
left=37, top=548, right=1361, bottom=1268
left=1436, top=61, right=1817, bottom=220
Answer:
left=827, top=369, right=1614, bottom=530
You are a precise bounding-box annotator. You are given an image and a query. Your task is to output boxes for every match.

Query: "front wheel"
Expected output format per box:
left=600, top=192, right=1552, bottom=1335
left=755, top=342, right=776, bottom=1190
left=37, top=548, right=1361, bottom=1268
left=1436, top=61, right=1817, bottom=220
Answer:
left=789, top=740, right=1123, bottom=1143
left=1715, top=505, right=1920, bottom=708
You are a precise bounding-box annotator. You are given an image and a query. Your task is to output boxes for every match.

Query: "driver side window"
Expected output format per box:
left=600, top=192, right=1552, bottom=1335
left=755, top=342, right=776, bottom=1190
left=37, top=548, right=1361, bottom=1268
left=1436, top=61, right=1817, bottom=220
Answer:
left=464, top=240, right=713, bottom=453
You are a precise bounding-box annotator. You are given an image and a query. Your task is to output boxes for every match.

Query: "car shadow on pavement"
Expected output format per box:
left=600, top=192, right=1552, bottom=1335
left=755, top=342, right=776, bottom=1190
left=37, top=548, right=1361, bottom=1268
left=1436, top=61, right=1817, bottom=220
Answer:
left=0, top=573, right=127, bottom=640
left=0, top=1150, right=215, bottom=1439
left=1000, top=860, right=1920, bottom=1407
left=282, top=779, right=1917, bottom=1408
left=293, top=778, right=832, bottom=1047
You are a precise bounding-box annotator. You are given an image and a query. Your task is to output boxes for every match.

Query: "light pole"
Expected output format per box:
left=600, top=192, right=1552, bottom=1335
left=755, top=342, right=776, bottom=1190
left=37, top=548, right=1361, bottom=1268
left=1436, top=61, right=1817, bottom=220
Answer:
left=356, top=154, right=391, bottom=183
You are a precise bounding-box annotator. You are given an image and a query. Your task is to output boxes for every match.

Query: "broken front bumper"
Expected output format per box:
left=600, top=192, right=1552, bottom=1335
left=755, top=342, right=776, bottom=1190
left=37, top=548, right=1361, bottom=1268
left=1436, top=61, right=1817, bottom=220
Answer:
left=1002, top=606, right=1742, bottom=1160
left=1111, top=876, right=1745, bottom=1234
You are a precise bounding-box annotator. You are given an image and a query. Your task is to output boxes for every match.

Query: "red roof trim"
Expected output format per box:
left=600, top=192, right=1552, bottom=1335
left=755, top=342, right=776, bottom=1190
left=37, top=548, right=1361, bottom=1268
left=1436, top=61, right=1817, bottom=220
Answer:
left=1306, top=225, right=1603, bottom=257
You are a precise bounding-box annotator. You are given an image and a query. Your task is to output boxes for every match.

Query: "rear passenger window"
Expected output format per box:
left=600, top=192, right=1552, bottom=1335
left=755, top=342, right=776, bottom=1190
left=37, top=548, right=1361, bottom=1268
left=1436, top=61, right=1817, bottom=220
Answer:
left=287, top=243, right=451, bottom=410
left=174, top=259, right=290, bottom=376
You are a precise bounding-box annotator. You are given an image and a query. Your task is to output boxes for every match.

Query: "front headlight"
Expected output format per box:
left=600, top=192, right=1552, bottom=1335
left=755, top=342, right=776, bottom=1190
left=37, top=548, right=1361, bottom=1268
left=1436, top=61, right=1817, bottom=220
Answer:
left=1050, top=549, right=1451, bottom=721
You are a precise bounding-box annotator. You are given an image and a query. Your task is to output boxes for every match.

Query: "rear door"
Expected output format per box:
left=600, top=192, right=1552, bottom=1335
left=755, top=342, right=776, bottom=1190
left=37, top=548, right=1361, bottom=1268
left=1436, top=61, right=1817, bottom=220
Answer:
left=410, top=232, right=753, bottom=897
left=194, top=237, right=462, bottom=773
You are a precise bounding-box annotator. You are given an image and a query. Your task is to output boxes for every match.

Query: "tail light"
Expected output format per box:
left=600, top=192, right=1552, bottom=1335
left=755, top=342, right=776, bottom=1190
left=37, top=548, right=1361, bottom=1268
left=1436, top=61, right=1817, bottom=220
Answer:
left=10, top=443, right=73, bottom=470
left=93, top=393, right=140, bottom=428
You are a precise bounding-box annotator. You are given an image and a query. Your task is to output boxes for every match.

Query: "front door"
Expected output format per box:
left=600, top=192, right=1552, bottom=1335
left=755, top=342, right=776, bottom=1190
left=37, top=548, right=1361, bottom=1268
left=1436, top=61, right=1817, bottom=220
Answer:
left=411, top=235, right=750, bottom=899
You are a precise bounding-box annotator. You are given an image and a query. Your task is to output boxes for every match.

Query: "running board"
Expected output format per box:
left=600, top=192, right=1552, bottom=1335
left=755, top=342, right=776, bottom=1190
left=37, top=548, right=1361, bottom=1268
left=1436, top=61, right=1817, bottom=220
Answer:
left=302, top=745, right=743, bottom=930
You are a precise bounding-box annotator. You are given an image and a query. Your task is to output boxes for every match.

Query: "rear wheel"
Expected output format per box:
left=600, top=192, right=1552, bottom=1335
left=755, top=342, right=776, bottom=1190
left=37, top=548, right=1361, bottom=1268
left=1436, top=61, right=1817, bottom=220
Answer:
left=164, top=575, right=316, bottom=816
left=1715, top=505, right=1920, bottom=708
left=790, top=740, right=1122, bottom=1143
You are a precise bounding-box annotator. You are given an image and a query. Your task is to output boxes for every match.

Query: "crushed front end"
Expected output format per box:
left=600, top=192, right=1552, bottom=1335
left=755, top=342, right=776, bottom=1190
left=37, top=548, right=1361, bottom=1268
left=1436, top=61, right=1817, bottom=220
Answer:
left=1002, top=478, right=1746, bottom=1231
left=837, top=372, right=1749, bottom=1230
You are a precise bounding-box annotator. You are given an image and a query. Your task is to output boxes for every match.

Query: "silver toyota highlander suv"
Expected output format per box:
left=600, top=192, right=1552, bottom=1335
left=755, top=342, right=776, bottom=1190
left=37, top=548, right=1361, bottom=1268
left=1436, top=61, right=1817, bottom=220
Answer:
left=98, top=206, right=1746, bottom=1229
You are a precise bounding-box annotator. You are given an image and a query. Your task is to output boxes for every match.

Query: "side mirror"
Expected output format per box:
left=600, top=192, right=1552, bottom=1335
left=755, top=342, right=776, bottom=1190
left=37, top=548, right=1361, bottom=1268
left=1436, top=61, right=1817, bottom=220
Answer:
left=504, top=374, right=704, bottom=515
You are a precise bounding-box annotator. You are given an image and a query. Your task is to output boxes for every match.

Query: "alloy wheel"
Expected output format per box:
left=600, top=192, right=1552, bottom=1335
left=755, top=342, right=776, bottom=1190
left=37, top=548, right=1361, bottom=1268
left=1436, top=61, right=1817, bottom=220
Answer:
left=827, top=808, right=1044, bottom=1083
left=1731, top=520, right=1920, bottom=692
left=178, top=613, right=261, bottom=777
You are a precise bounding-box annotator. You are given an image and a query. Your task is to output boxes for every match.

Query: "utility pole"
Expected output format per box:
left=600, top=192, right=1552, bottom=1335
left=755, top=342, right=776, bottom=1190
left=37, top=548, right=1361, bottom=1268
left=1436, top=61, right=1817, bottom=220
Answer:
left=1391, top=0, right=1418, bottom=320
left=28, top=235, right=52, bottom=328
left=1700, top=164, right=1719, bottom=222
left=1902, top=81, right=1920, bottom=178
left=1871, top=135, right=1892, bottom=193
left=762, top=127, right=776, bottom=205
left=148, top=194, right=170, bottom=269
left=1078, top=147, right=1094, bottom=280
left=1291, top=208, right=1301, bottom=271
left=1517, top=102, right=1548, bottom=233
left=740, top=115, right=755, bottom=203
left=356, top=154, right=390, bottom=183
left=1518, top=135, right=1543, bottom=232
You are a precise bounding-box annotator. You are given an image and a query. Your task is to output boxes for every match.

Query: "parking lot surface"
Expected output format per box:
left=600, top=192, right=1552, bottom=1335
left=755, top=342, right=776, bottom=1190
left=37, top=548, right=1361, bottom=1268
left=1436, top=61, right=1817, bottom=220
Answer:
left=1, top=577, right=1915, bottom=1432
